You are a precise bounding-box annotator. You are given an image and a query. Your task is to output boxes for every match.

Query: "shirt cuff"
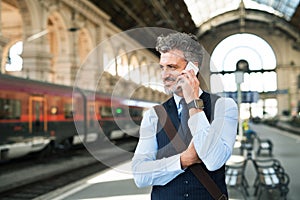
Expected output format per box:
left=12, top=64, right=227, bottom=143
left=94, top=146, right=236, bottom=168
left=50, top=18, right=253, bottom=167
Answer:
left=188, top=111, right=210, bottom=137
left=166, top=154, right=185, bottom=172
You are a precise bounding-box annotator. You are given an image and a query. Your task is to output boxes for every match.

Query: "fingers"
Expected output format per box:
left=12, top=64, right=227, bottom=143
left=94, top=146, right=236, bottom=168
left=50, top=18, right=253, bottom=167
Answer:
left=181, top=70, right=199, bottom=86
left=177, top=70, right=195, bottom=86
left=176, top=69, right=199, bottom=101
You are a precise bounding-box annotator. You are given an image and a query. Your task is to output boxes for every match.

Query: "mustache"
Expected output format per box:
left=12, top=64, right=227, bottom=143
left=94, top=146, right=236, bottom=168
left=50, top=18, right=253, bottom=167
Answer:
left=163, top=77, right=177, bottom=82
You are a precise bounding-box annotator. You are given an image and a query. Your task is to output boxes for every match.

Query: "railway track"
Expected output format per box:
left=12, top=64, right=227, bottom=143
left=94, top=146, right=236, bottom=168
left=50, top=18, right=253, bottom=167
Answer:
left=0, top=161, right=106, bottom=200
left=0, top=138, right=137, bottom=200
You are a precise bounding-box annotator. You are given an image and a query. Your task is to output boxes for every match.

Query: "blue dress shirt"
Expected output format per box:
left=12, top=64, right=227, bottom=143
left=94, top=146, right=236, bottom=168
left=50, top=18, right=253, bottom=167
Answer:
left=132, top=90, right=238, bottom=188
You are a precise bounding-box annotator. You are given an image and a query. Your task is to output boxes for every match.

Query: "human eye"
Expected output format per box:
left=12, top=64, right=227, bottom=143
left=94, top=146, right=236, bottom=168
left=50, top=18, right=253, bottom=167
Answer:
left=167, top=65, right=177, bottom=70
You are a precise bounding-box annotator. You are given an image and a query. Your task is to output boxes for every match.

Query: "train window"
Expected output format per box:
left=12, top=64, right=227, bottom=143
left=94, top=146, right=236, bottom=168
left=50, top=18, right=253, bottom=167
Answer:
left=129, top=108, right=143, bottom=117
left=100, top=106, right=113, bottom=118
left=0, top=98, right=21, bottom=119
left=64, top=104, right=73, bottom=118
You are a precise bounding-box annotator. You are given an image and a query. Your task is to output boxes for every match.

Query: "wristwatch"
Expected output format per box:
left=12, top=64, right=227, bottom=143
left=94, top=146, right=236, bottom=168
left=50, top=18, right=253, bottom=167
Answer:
left=187, top=99, right=204, bottom=110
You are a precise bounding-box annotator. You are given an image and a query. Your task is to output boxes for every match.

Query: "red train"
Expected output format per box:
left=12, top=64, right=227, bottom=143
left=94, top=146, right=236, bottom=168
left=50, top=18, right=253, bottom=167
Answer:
left=0, top=74, right=154, bottom=160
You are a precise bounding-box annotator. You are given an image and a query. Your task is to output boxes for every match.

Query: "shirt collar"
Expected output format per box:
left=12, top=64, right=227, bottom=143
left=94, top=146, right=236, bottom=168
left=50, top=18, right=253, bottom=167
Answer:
left=173, top=88, right=203, bottom=108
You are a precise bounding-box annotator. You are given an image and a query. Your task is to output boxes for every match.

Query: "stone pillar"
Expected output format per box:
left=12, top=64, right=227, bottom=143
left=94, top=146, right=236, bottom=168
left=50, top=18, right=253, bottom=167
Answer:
left=55, top=56, right=73, bottom=86
left=0, top=36, right=9, bottom=74
left=0, top=0, right=10, bottom=74
left=21, top=38, right=52, bottom=81
left=77, top=57, right=99, bottom=90
left=68, top=29, right=80, bottom=85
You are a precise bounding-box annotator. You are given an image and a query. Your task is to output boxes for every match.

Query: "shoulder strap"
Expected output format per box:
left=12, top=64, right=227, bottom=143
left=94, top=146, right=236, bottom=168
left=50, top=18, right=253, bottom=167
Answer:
left=154, top=104, right=227, bottom=200
left=154, top=104, right=186, bottom=151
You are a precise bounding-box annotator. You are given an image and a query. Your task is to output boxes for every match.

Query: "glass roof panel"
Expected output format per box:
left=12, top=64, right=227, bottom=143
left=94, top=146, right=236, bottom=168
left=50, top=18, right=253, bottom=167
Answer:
left=252, top=0, right=300, bottom=20
left=184, top=0, right=241, bottom=26
left=184, top=0, right=300, bottom=26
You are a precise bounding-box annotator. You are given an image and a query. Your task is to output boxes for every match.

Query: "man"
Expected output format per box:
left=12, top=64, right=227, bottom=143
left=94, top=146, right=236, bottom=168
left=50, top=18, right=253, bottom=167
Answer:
left=132, top=32, right=238, bottom=199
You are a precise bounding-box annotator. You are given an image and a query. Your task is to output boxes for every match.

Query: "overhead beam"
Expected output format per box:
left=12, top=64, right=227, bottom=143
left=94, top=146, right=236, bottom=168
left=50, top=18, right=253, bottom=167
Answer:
left=197, top=9, right=300, bottom=41
left=150, top=0, right=177, bottom=30
left=114, top=0, right=148, bottom=27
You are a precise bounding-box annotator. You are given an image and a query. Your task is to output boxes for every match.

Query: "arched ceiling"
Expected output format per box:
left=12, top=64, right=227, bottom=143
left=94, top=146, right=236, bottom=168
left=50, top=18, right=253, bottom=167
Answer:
left=184, top=0, right=300, bottom=26
left=88, top=0, right=197, bottom=55
left=89, top=0, right=197, bottom=33
left=1, top=0, right=22, bottom=39
left=88, top=0, right=300, bottom=44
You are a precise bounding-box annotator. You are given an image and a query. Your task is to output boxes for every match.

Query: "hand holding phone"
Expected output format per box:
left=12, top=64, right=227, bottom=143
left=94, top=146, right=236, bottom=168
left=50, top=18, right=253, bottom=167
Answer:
left=185, top=62, right=199, bottom=74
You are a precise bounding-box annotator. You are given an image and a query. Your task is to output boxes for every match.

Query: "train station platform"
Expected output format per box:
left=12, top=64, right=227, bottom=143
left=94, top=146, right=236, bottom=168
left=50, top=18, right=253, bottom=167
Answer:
left=40, top=123, right=300, bottom=200
left=39, top=161, right=151, bottom=200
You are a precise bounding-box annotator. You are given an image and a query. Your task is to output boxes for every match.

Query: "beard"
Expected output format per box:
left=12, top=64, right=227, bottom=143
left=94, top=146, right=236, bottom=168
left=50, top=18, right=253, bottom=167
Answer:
left=163, top=77, right=182, bottom=95
left=164, top=85, right=174, bottom=95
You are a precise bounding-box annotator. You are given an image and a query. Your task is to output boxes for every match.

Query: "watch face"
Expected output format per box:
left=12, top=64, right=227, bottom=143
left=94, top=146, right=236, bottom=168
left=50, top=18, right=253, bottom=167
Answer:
left=187, top=99, right=204, bottom=109
left=195, top=99, right=204, bottom=108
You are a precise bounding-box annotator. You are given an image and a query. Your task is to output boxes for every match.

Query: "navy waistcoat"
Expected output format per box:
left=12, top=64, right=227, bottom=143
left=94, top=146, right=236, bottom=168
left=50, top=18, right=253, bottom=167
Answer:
left=151, top=91, right=228, bottom=200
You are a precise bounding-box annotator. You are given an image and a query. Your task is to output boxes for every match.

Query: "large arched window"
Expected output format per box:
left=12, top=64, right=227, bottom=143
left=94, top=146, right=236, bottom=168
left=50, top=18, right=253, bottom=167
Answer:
left=148, top=66, right=157, bottom=89
left=1, top=1, right=23, bottom=74
left=47, top=12, right=69, bottom=83
left=211, top=33, right=277, bottom=119
left=103, top=39, right=116, bottom=75
left=116, top=50, right=129, bottom=79
left=129, top=55, right=140, bottom=83
left=140, top=60, right=149, bottom=85
left=78, top=28, right=93, bottom=64
left=5, top=41, right=23, bottom=72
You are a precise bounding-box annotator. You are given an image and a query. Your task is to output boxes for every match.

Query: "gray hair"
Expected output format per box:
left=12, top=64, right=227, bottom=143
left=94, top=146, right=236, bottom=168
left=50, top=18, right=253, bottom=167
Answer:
left=155, top=32, right=204, bottom=67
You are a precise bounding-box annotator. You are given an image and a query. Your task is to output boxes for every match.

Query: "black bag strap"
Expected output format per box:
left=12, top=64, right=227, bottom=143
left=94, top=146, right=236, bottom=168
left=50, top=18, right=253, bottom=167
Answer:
left=154, top=105, right=227, bottom=200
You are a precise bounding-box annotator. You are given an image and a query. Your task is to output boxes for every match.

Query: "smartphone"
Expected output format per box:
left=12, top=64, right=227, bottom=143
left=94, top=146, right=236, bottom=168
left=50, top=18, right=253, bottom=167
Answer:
left=185, top=62, right=199, bottom=74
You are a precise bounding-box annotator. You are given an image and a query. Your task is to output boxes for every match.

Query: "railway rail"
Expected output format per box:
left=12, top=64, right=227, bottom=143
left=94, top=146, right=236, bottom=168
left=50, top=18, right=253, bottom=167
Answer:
left=0, top=138, right=137, bottom=200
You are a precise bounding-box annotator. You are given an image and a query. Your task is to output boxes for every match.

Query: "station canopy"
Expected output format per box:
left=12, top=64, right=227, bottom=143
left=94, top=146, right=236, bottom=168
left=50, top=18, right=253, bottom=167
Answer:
left=184, top=0, right=300, bottom=26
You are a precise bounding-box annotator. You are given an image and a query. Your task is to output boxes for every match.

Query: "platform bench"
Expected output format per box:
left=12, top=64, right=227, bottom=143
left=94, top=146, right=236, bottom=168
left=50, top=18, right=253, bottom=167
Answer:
left=225, top=160, right=249, bottom=198
left=253, top=159, right=290, bottom=199
left=256, top=136, right=273, bottom=156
